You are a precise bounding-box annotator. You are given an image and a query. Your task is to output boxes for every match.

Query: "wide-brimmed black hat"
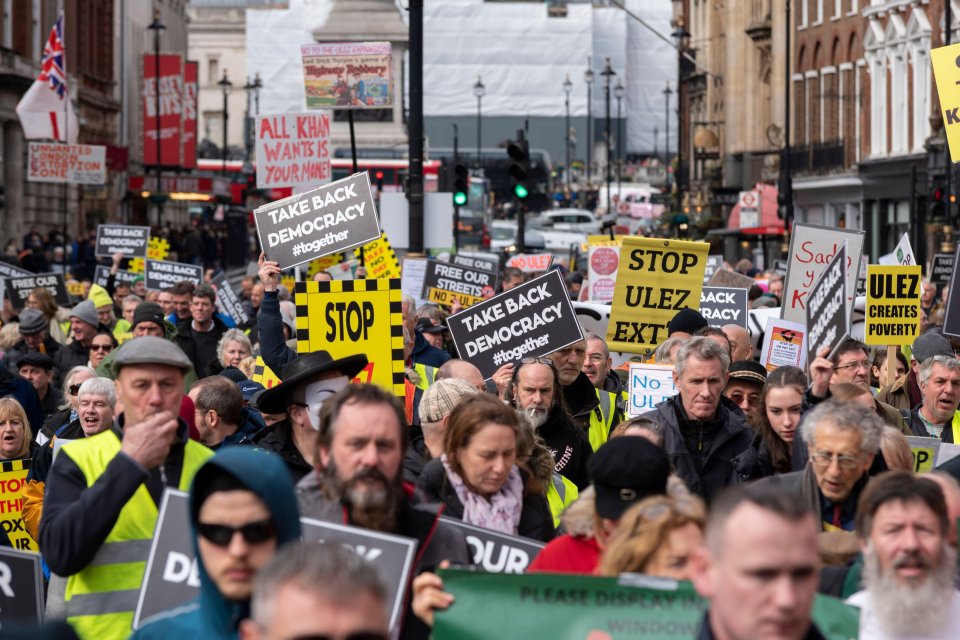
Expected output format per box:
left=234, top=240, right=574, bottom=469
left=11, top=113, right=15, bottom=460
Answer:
left=256, top=350, right=368, bottom=414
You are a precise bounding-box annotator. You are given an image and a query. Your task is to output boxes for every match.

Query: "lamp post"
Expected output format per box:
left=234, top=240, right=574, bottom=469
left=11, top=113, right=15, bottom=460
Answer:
left=601, top=59, right=615, bottom=217
left=563, top=74, right=572, bottom=191
left=473, top=76, right=485, bottom=168
left=672, top=21, right=691, bottom=214
left=218, top=70, right=233, bottom=175
left=242, top=72, right=262, bottom=162
left=584, top=61, right=594, bottom=190
left=615, top=77, right=624, bottom=200
left=147, top=10, right=165, bottom=226
left=663, top=82, right=672, bottom=191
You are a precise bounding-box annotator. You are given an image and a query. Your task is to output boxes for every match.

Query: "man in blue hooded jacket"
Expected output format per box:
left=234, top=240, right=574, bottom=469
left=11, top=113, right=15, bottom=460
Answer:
left=132, top=447, right=301, bottom=638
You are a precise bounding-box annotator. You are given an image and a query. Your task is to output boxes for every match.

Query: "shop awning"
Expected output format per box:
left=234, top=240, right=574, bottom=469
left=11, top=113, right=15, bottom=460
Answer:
left=726, top=183, right=784, bottom=235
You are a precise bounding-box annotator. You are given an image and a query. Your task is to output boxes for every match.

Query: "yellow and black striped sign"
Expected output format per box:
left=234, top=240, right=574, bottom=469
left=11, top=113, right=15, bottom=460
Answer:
left=355, top=235, right=401, bottom=279
left=0, top=458, right=36, bottom=552
left=252, top=356, right=282, bottom=389
left=295, top=278, right=405, bottom=396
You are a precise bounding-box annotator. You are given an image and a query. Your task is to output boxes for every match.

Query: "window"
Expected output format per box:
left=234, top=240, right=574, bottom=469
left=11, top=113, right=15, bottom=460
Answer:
left=208, top=58, right=219, bottom=85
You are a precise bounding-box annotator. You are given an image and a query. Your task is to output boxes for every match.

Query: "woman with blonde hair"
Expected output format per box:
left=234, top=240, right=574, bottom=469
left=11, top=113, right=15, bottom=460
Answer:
left=598, top=494, right=706, bottom=580
left=0, top=398, right=37, bottom=461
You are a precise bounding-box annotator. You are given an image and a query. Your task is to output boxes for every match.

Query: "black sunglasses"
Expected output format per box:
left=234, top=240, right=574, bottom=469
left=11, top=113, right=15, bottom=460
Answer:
left=197, top=519, right=275, bottom=547
left=288, top=635, right=388, bottom=640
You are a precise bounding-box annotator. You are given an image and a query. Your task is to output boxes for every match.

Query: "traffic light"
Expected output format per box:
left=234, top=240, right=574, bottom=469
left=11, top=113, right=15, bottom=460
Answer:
left=507, top=130, right=531, bottom=200
left=451, top=162, right=469, bottom=207
left=375, top=170, right=385, bottom=193
left=930, top=177, right=946, bottom=220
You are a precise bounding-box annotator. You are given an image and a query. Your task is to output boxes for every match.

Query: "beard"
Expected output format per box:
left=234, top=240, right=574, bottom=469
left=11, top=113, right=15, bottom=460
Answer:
left=862, top=541, right=957, bottom=636
left=523, top=405, right=549, bottom=429
left=323, top=457, right=402, bottom=533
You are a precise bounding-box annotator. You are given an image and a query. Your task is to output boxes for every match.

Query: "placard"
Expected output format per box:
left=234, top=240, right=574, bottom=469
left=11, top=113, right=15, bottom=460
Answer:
left=931, top=253, right=955, bottom=285
left=27, top=142, right=106, bottom=185
left=300, top=518, right=416, bottom=632
left=627, top=363, right=679, bottom=417
left=702, top=254, right=723, bottom=284
left=255, top=172, right=381, bottom=270
left=252, top=356, right=282, bottom=389
left=805, top=244, right=848, bottom=366
left=699, top=286, right=748, bottom=328
left=453, top=252, right=500, bottom=274
left=255, top=111, right=332, bottom=190
left=401, top=258, right=428, bottom=307
left=772, top=259, right=788, bottom=276
left=295, top=278, right=405, bottom=396
left=606, top=237, right=709, bottom=354
left=0, top=262, right=31, bottom=279
left=933, top=41, right=960, bottom=161
left=301, top=42, right=393, bottom=110
left=942, top=244, right=960, bottom=337
left=4, top=273, right=70, bottom=309
left=760, top=317, right=808, bottom=372
left=906, top=437, right=960, bottom=473
left=355, top=235, right=401, bottom=279
left=878, top=233, right=917, bottom=267
left=212, top=273, right=250, bottom=325
left=782, top=223, right=864, bottom=325
left=586, top=244, right=619, bottom=302
left=708, top=268, right=755, bottom=290
left=0, top=547, right=44, bottom=626
left=144, top=260, right=203, bottom=292
left=0, top=460, right=35, bottom=552
left=95, top=225, right=150, bottom=258
left=421, top=260, right=497, bottom=308
left=506, top=254, right=553, bottom=273
left=94, top=266, right=140, bottom=289
left=446, top=270, right=583, bottom=380
left=438, top=517, right=544, bottom=574
left=864, top=265, right=921, bottom=346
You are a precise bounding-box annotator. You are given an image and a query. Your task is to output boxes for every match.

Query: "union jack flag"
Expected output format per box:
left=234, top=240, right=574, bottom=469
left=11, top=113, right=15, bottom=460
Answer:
left=38, top=13, right=66, bottom=98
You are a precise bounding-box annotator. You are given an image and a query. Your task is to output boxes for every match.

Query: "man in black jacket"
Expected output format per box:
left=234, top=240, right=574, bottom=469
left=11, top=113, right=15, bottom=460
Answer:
left=641, top=336, right=752, bottom=502
left=54, top=300, right=100, bottom=372
left=175, top=283, right=228, bottom=378
left=4, top=308, right=60, bottom=378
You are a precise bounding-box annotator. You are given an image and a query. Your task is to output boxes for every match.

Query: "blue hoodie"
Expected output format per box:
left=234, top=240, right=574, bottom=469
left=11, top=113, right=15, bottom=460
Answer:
left=132, top=447, right=302, bottom=639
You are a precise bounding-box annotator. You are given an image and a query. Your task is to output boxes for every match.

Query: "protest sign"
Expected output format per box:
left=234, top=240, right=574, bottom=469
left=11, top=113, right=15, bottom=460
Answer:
left=355, top=235, right=401, bottom=279
left=252, top=356, right=282, bottom=389
left=627, top=363, right=678, bottom=417
left=805, top=245, right=848, bottom=365
left=301, top=42, right=393, bottom=110
left=0, top=262, right=30, bottom=279
left=878, top=233, right=917, bottom=267
left=703, top=254, right=723, bottom=284
left=255, top=111, right=332, bottom=190
left=506, top=253, right=553, bottom=273
left=907, top=437, right=940, bottom=474
left=446, top=270, right=583, bottom=381
left=586, top=244, right=619, bottom=302
left=129, top=236, right=172, bottom=274
left=300, top=518, right=416, bottom=632
left=421, top=260, right=498, bottom=308
left=0, top=547, right=44, bottom=626
left=255, top=172, right=381, bottom=270
left=95, top=225, right=150, bottom=258
left=325, top=259, right=362, bottom=280
left=772, top=259, right=788, bottom=276
left=606, top=237, right=709, bottom=354
left=4, top=273, right=70, bottom=309
left=942, top=244, right=960, bottom=337
left=931, top=253, right=955, bottom=285
left=760, top=317, right=808, bottom=372
left=133, top=490, right=195, bottom=629
left=782, top=223, right=864, bottom=325
left=439, top=517, right=544, bottom=574
left=306, top=253, right=346, bottom=279
left=933, top=41, right=960, bottom=161
left=453, top=252, right=500, bottom=274
left=144, top=260, right=202, bottom=292
left=708, top=268, right=755, bottom=290
left=401, top=258, right=428, bottom=307
left=94, top=266, right=140, bottom=289
left=27, top=142, right=106, bottom=185
left=938, top=443, right=960, bottom=466
left=212, top=273, right=250, bottom=326
left=0, top=459, right=36, bottom=552
left=864, top=265, right=921, bottom=346
left=699, top=287, right=748, bottom=328
left=295, top=278, right=405, bottom=396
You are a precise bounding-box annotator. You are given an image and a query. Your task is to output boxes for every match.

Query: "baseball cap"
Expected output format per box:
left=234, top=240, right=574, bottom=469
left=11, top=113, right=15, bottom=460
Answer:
left=237, top=380, right=265, bottom=402
left=415, top=318, right=446, bottom=335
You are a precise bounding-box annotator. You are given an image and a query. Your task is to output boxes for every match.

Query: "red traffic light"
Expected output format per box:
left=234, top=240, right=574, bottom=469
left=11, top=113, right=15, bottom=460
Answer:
left=375, top=171, right=384, bottom=180
left=934, top=188, right=944, bottom=202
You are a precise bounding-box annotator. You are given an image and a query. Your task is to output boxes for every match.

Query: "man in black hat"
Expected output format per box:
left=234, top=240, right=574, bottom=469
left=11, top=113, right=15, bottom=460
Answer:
left=5, top=308, right=60, bottom=377
left=131, top=301, right=169, bottom=339
left=723, top=360, right=767, bottom=416
left=17, top=353, right=63, bottom=419
left=415, top=317, right=446, bottom=351
left=254, top=350, right=368, bottom=483
left=667, top=307, right=709, bottom=340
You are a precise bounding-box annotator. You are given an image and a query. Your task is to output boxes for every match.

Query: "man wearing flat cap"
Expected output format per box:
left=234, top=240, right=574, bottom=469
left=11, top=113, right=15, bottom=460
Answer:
left=17, top=352, right=63, bottom=419
left=5, top=308, right=61, bottom=377
left=254, top=350, right=368, bottom=484
left=39, top=336, right=214, bottom=640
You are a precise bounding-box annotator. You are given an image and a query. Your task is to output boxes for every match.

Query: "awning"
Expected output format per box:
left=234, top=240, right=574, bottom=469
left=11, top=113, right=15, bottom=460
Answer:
left=726, top=183, right=784, bottom=235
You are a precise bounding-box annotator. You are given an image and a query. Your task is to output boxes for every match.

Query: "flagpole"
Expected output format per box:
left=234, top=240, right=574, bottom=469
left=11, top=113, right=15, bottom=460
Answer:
left=61, top=6, right=69, bottom=276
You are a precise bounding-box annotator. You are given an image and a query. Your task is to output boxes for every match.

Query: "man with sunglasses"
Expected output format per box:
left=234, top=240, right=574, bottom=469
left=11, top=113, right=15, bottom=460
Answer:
left=133, top=447, right=301, bottom=639
left=39, top=337, right=214, bottom=640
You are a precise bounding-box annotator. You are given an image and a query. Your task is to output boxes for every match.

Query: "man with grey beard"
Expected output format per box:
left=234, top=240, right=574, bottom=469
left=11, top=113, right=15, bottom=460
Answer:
left=295, top=383, right=468, bottom=640
left=847, top=471, right=960, bottom=639
left=511, top=357, right=592, bottom=490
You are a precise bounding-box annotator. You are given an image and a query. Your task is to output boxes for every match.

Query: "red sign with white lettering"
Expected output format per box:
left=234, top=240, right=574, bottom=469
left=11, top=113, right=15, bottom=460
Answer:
left=181, top=61, right=198, bottom=169
left=142, top=54, right=183, bottom=167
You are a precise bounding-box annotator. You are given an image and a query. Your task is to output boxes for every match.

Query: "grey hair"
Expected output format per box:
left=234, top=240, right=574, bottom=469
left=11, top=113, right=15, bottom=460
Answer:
left=585, top=332, right=610, bottom=359
left=653, top=337, right=684, bottom=364
left=800, top=400, right=883, bottom=455
left=918, top=355, right=960, bottom=387
left=122, top=294, right=142, bottom=306
left=250, top=542, right=386, bottom=630
left=78, top=377, right=116, bottom=406
left=217, top=328, right=253, bottom=361
left=401, top=295, right=416, bottom=316
left=60, top=366, right=96, bottom=410
left=674, top=336, right=731, bottom=378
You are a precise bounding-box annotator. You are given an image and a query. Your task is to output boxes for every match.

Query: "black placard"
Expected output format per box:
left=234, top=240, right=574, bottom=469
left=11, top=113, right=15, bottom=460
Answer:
left=4, top=272, right=70, bottom=308
left=439, top=517, right=544, bottom=574
left=805, top=244, right=848, bottom=364
left=942, top=244, right=960, bottom=337
left=421, top=259, right=499, bottom=307
left=0, top=547, right=44, bottom=626
left=772, top=259, right=788, bottom=276
left=144, top=259, right=203, bottom=292
left=699, top=286, right=749, bottom=328
left=94, top=265, right=140, bottom=289
left=212, top=273, right=250, bottom=325
left=95, top=225, right=150, bottom=257
left=931, top=253, right=955, bottom=285
left=452, top=252, right=499, bottom=274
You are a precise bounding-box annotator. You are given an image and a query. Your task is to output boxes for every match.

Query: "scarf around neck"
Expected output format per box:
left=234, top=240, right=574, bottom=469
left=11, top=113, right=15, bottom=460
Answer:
left=441, top=454, right=523, bottom=535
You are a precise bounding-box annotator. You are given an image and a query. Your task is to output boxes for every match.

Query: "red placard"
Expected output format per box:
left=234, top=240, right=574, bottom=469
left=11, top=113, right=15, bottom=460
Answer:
left=181, top=61, right=198, bottom=169
left=142, top=54, right=183, bottom=167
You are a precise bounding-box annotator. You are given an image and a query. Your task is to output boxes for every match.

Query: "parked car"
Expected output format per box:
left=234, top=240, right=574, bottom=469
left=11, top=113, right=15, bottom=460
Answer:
left=535, top=208, right=603, bottom=234
left=490, top=220, right=546, bottom=254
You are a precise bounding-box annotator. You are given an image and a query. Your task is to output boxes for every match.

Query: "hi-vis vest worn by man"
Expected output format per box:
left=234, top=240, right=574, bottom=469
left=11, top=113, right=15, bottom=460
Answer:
left=61, top=430, right=212, bottom=639
left=589, top=388, right=619, bottom=452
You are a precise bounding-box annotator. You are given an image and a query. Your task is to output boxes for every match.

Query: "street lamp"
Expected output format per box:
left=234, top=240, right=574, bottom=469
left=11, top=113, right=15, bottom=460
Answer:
left=243, top=72, right=263, bottom=162
left=615, top=78, right=624, bottom=200
left=672, top=21, right=691, bottom=212
left=473, top=76, right=485, bottom=167
left=147, top=10, right=165, bottom=225
left=563, top=74, right=572, bottom=191
left=601, top=58, right=615, bottom=217
left=584, top=61, right=594, bottom=189
left=663, top=82, right=673, bottom=189
left=218, top=69, right=233, bottom=175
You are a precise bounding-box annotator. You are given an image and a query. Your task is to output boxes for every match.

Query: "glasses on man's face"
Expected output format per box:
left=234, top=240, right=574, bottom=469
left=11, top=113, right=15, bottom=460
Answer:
left=197, top=519, right=275, bottom=547
left=519, top=356, right=555, bottom=368
left=285, top=633, right=388, bottom=640
left=833, top=360, right=871, bottom=372
left=90, top=343, right=113, bottom=352
left=810, top=451, right=861, bottom=470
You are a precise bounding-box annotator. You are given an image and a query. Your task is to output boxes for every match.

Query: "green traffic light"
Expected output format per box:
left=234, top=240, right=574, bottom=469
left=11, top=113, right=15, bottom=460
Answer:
left=453, top=192, right=468, bottom=206
left=514, top=184, right=529, bottom=199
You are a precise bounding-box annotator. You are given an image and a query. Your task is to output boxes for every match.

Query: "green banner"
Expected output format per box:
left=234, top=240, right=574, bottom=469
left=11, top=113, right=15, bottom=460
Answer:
left=433, top=569, right=860, bottom=640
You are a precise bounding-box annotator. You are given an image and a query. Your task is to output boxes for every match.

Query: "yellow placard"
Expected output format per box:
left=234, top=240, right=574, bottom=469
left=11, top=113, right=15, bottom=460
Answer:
left=306, top=253, right=344, bottom=279
left=912, top=446, right=937, bottom=474
left=252, top=356, right=282, bottom=389
left=295, top=278, right=405, bottom=396
left=932, top=42, right=960, bottom=161
left=606, top=236, right=710, bottom=354
left=355, top=236, right=401, bottom=279
left=864, top=265, right=921, bottom=346
left=426, top=286, right=484, bottom=308
left=129, top=237, right=171, bottom=274
left=0, top=459, right=37, bottom=552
